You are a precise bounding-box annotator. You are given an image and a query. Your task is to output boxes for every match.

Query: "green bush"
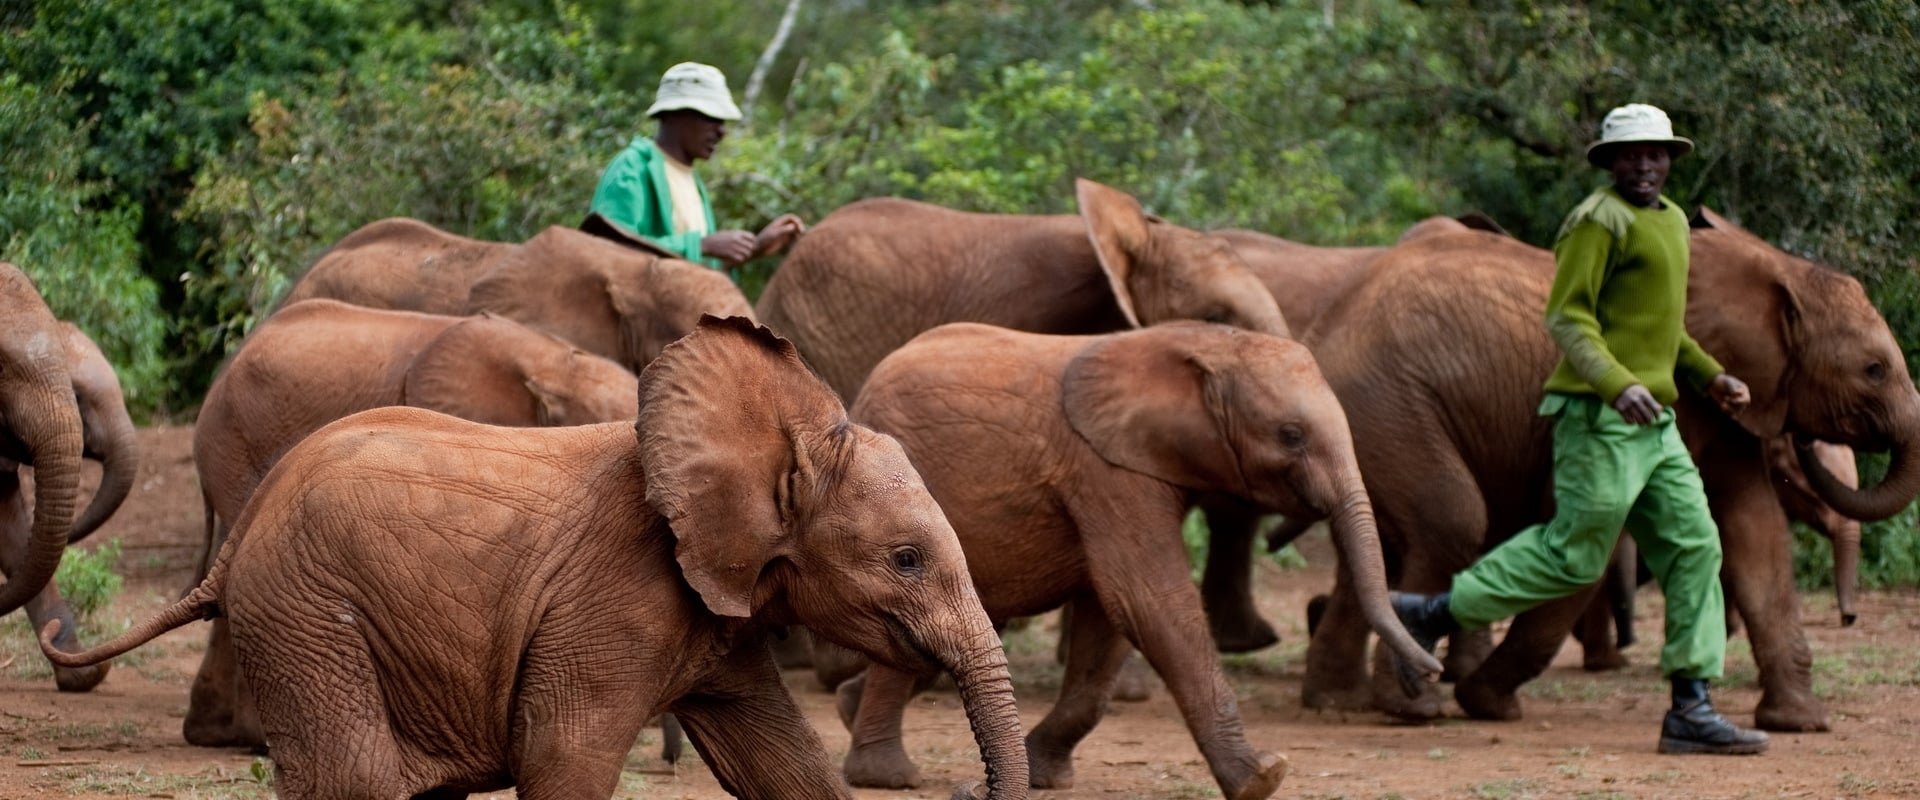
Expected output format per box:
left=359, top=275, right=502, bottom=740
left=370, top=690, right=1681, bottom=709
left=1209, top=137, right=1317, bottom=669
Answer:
left=55, top=538, right=124, bottom=620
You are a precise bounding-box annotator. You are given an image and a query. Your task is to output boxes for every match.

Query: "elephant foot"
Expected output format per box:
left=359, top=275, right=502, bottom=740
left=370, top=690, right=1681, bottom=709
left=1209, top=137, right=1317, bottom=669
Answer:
left=835, top=674, right=866, bottom=731
left=1754, top=694, right=1830, bottom=733
left=1209, top=609, right=1280, bottom=654
left=1223, top=751, right=1290, bottom=800
left=1454, top=677, right=1523, bottom=721
left=844, top=740, right=922, bottom=789
left=1027, top=735, right=1077, bottom=789
left=1582, top=650, right=1630, bottom=672
left=1373, top=670, right=1445, bottom=721
left=54, top=662, right=109, bottom=693
left=182, top=711, right=267, bottom=751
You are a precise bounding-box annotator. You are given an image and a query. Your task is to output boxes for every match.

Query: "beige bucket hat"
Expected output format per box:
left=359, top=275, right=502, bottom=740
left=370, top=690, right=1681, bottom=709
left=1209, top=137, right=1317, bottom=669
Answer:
left=1585, top=103, right=1694, bottom=167
left=645, top=62, right=743, bottom=122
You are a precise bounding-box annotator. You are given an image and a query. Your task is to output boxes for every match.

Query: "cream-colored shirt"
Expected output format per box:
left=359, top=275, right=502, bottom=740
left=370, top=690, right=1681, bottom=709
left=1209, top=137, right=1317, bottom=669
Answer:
left=662, top=156, right=709, bottom=236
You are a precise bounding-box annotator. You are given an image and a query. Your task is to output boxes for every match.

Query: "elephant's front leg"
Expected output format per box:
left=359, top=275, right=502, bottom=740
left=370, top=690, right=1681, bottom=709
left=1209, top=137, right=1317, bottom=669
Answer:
left=1025, top=593, right=1132, bottom=788
left=0, top=482, right=106, bottom=692
left=841, top=661, right=935, bottom=789
left=1301, top=568, right=1374, bottom=710
left=1197, top=496, right=1280, bottom=653
left=1080, top=495, right=1288, bottom=800
left=1450, top=588, right=1597, bottom=720
left=1709, top=457, right=1829, bottom=732
left=676, top=648, right=853, bottom=800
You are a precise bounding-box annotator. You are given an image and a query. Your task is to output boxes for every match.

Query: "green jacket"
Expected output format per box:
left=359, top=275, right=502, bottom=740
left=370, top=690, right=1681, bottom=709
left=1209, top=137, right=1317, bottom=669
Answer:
left=1541, top=187, right=1724, bottom=405
left=588, top=137, right=720, bottom=267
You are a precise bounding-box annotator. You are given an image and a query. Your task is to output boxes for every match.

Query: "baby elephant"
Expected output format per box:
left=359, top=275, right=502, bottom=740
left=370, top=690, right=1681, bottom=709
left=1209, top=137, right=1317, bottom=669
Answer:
left=185, top=298, right=638, bottom=749
left=44, top=318, right=1028, bottom=800
left=836, top=322, right=1441, bottom=800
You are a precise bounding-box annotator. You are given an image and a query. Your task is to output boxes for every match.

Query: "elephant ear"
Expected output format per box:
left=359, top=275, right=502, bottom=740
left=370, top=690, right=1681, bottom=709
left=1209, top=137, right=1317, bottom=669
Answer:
left=1685, top=206, right=1798, bottom=438
left=1061, top=326, right=1249, bottom=495
left=1076, top=177, right=1149, bottom=328
left=637, top=315, right=848, bottom=618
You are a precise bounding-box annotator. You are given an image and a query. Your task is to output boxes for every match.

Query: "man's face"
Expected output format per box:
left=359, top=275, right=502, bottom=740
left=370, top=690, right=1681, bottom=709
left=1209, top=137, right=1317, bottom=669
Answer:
left=662, top=111, right=728, bottom=162
left=1607, top=142, right=1673, bottom=208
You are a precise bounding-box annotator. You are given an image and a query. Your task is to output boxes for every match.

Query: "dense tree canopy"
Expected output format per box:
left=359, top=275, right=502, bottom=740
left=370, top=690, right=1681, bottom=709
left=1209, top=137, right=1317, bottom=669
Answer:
left=4, top=0, right=1917, bottom=581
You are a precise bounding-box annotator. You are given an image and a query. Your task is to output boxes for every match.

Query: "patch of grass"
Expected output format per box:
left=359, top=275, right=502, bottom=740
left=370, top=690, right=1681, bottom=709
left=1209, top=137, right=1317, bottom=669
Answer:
left=1521, top=677, right=1614, bottom=703
left=1638, top=769, right=1684, bottom=785
left=1839, top=773, right=1879, bottom=792
left=19, top=746, right=44, bottom=760
left=1469, top=777, right=1544, bottom=799
left=1813, top=642, right=1920, bottom=699
left=51, top=764, right=274, bottom=798
left=1564, top=745, right=1591, bottom=758
left=55, top=538, right=124, bottom=618
left=1573, top=793, right=1629, bottom=800
left=1555, top=762, right=1587, bottom=779
left=1426, top=747, right=1451, bottom=760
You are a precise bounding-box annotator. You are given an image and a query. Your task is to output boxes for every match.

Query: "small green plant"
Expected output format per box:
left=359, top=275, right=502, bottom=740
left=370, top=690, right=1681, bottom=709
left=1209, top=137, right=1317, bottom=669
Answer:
left=20, top=746, right=44, bottom=760
left=1470, top=778, right=1542, bottom=799
left=1839, top=773, right=1879, bottom=792
left=249, top=757, right=274, bottom=785
left=1426, top=747, right=1451, bottom=760
left=55, top=538, right=124, bottom=619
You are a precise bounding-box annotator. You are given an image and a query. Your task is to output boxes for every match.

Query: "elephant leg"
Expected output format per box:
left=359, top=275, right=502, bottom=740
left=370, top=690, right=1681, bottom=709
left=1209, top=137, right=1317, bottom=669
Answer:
left=184, top=618, right=265, bottom=749
left=1706, top=452, right=1829, bottom=732
left=0, top=481, right=108, bottom=692
left=676, top=648, right=853, bottom=800
left=1453, top=589, right=1597, bottom=720
left=1574, top=533, right=1635, bottom=672
left=659, top=713, right=683, bottom=764
left=1026, top=593, right=1133, bottom=789
left=1442, top=628, right=1495, bottom=682
left=236, top=613, right=412, bottom=800
left=1197, top=496, right=1279, bottom=653
left=1080, top=495, right=1287, bottom=800
left=1056, top=603, right=1152, bottom=703
left=1302, top=571, right=1373, bottom=710
left=1572, top=589, right=1627, bottom=672
left=841, top=662, right=933, bottom=789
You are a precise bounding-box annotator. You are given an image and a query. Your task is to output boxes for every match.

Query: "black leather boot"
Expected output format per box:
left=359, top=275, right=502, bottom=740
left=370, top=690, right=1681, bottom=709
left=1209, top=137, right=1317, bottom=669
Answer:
left=1388, top=591, right=1459, bottom=655
left=1658, top=677, right=1770, bottom=755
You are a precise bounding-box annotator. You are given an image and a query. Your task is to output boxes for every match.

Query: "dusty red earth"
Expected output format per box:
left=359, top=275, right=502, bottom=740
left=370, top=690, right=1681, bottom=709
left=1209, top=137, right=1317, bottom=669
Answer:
left=3, top=425, right=1917, bottom=799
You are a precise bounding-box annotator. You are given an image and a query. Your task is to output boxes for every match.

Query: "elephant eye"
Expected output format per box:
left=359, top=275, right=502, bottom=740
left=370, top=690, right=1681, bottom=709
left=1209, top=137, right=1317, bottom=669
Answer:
left=889, top=546, right=924, bottom=576
left=1278, top=424, right=1307, bottom=449
left=1203, top=308, right=1232, bottom=324
left=1867, top=361, right=1887, bottom=383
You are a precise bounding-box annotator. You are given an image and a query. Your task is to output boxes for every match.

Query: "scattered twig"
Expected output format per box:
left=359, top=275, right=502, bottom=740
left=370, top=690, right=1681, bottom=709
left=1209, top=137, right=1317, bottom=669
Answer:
left=0, top=654, right=14, bottom=669
left=631, top=766, right=678, bottom=776
left=18, top=758, right=99, bottom=767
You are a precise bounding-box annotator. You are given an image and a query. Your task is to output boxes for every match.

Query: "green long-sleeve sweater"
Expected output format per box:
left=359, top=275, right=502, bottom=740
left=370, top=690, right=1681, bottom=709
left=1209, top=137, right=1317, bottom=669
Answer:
left=1542, top=187, right=1724, bottom=405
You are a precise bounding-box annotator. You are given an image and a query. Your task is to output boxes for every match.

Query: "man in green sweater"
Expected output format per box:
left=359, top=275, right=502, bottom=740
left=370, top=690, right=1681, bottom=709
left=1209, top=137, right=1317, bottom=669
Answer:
left=1390, top=104, right=1770, bottom=755
left=588, top=62, right=805, bottom=269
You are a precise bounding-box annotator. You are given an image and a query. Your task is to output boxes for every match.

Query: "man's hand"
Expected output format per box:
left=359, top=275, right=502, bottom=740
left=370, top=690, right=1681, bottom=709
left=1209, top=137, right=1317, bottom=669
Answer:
left=700, top=230, right=756, bottom=265
left=751, top=214, right=807, bottom=258
left=1613, top=384, right=1663, bottom=425
left=1708, top=373, right=1751, bottom=416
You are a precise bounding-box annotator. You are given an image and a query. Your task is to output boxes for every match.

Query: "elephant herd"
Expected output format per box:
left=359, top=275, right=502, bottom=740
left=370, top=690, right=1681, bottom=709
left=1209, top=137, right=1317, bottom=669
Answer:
left=0, top=176, right=1911, bottom=800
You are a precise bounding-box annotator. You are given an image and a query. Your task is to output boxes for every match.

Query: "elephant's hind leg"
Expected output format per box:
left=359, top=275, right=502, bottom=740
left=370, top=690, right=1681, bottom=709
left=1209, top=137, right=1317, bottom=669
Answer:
left=841, top=662, right=933, bottom=789
left=1025, top=593, right=1133, bottom=789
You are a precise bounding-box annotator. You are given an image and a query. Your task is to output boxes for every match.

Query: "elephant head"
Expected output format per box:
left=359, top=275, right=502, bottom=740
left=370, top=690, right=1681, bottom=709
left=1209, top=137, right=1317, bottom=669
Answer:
left=0, top=264, right=85, bottom=616
left=1077, top=179, right=1291, bottom=339
left=637, top=316, right=1027, bottom=799
left=465, top=226, right=756, bottom=373
left=402, top=314, right=639, bottom=427
left=1060, top=323, right=1442, bottom=679
left=59, top=323, right=139, bottom=544
left=1686, top=209, right=1920, bottom=521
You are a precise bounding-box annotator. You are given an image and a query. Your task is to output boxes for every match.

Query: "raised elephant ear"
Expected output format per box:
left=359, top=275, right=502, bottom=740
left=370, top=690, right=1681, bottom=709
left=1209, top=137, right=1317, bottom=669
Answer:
left=1061, top=325, right=1248, bottom=494
left=637, top=315, right=848, bottom=618
left=1076, top=177, right=1149, bottom=328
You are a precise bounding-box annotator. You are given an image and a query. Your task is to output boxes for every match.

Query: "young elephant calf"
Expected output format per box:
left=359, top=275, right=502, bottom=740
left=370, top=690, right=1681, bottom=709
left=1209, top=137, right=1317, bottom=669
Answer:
left=836, top=322, right=1441, bottom=800
left=44, top=318, right=1029, bottom=800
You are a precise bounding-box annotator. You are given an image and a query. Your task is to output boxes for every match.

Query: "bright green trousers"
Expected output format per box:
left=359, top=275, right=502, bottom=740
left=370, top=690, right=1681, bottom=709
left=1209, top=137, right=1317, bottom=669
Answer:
left=1450, top=393, right=1725, bottom=680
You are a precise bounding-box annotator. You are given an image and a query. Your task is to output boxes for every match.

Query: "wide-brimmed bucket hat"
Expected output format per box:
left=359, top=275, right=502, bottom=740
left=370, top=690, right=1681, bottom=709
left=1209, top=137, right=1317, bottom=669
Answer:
left=645, top=62, right=743, bottom=122
left=1585, top=103, right=1694, bottom=167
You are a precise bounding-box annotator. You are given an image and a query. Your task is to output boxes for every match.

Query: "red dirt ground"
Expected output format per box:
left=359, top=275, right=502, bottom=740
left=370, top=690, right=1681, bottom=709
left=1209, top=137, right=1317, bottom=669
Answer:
left=2, top=425, right=1917, bottom=799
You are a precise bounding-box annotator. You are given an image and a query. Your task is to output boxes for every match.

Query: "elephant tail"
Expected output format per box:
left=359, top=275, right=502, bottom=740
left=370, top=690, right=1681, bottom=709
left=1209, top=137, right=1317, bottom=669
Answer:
left=39, top=529, right=232, bottom=669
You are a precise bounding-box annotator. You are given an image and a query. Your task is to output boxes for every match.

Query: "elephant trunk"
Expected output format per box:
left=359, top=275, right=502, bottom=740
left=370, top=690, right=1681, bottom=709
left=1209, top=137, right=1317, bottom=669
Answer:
left=0, top=381, right=84, bottom=615
left=1328, top=483, right=1443, bottom=677
left=933, top=605, right=1029, bottom=800
left=1800, top=421, right=1920, bottom=522
left=1828, top=518, right=1861, bottom=626
left=68, top=385, right=139, bottom=544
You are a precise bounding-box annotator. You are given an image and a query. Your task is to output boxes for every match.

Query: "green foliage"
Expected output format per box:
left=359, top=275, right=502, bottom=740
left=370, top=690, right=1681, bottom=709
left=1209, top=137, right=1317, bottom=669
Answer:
left=55, top=538, right=124, bottom=620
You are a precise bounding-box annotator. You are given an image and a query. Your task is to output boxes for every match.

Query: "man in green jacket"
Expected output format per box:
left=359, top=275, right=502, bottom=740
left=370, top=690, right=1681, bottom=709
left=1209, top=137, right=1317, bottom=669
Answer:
left=588, top=62, right=804, bottom=269
left=1390, top=104, right=1771, bottom=755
